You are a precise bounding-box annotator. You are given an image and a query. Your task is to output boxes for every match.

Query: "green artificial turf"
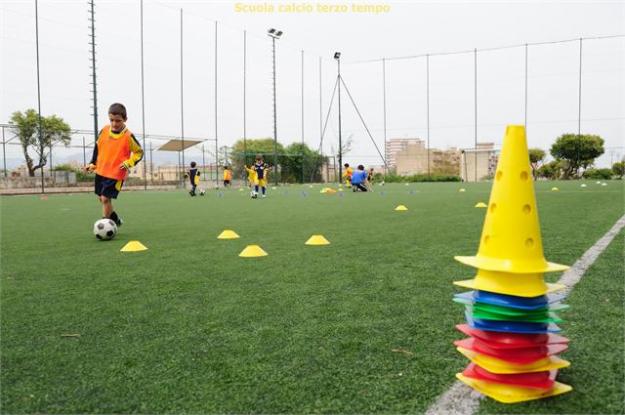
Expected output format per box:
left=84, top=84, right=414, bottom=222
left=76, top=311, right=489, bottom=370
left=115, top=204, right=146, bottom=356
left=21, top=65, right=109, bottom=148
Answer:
left=1, top=180, right=623, bottom=413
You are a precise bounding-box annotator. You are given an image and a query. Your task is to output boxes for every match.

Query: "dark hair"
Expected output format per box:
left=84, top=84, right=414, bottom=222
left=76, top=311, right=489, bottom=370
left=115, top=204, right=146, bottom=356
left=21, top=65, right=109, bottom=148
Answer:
left=224, top=165, right=229, bottom=169
left=255, top=154, right=263, bottom=160
left=190, top=161, right=197, bottom=168
left=108, top=103, right=127, bottom=120
left=357, top=165, right=365, bottom=170
left=344, top=163, right=349, bottom=167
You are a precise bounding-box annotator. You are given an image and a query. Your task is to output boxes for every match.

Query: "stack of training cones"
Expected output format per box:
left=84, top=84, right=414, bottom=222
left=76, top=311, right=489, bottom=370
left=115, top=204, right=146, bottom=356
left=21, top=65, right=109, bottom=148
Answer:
left=452, top=125, right=572, bottom=404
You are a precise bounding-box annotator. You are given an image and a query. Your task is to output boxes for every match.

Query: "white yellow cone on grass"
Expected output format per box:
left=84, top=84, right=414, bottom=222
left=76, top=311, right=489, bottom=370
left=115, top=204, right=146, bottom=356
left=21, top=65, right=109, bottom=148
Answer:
left=217, top=230, right=240, bottom=240
left=120, top=241, right=148, bottom=252
left=459, top=188, right=466, bottom=192
left=580, top=183, right=587, bottom=188
left=475, top=202, right=487, bottom=208
left=239, top=244, right=268, bottom=257
left=551, top=187, right=559, bottom=191
left=395, top=205, right=408, bottom=211
left=305, top=235, right=330, bottom=246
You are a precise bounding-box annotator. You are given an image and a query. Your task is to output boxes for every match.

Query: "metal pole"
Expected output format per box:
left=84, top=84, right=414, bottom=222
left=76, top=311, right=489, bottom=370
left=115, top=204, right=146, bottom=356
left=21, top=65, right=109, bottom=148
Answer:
left=426, top=54, right=430, bottom=177
left=271, top=36, right=278, bottom=185
left=149, top=141, right=153, bottom=184
left=301, top=49, right=305, bottom=183
left=319, top=56, right=322, bottom=155
left=578, top=38, right=583, bottom=136
left=215, top=21, right=219, bottom=189
left=382, top=57, right=387, bottom=174
left=140, top=0, right=147, bottom=190
left=2, top=127, right=6, bottom=177
left=336, top=56, right=343, bottom=183
left=35, top=0, right=44, bottom=193
left=89, top=0, right=98, bottom=144
left=524, top=43, right=528, bottom=128
left=180, top=9, right=185, bottom=186
left=474, top=48, right=478, bottom=182
left=202, top=144, right=206, bottom=182
left=82, top=136, right=86, bottom=166
left=243, top=30, right=247, bottom=166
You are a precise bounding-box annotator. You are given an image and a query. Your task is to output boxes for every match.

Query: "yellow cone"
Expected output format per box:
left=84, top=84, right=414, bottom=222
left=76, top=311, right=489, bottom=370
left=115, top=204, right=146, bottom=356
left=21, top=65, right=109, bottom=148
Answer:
left=120, top=241, right=148, bottom=252
left=551, top=187, right=559, bottom=192
left=475, top=202, right=487, bottom=208
left=456, top=374, right=572, bottom=404
left=457, top=347, right=570, bottom=374
left=455, top=125, right=568, bottom=274
left=395, top=205, right=408, bottom=211
left=305, top=234, right=330, bottom=245
left=239, top=244, right=268, bottom=257
left=453, top=269, right=565, bottom=297
left=217, top=230, right=240, bottom=240
left=459, top=188, right=466, bottom=192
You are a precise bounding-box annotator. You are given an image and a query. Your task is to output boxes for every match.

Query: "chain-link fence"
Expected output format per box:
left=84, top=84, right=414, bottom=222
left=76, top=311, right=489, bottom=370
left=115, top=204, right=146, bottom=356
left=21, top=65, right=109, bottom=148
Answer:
left=2, top=1, right=623, bottom=193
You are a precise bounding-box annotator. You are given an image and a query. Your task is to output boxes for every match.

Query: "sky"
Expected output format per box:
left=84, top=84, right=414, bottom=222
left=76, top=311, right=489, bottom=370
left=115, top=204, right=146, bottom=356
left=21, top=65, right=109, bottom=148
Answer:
left=1, top=0, right=624, bottom=168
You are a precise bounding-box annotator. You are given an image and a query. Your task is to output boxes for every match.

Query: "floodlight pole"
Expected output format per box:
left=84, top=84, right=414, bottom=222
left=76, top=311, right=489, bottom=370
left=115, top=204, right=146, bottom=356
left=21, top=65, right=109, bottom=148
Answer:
left=180, top=9, right=185, bottom=186
left=243, top=30, right=247, bottom=166
left=268, top=29, right=282, bottom=185
left=88, top=0, right=98, bottom=150
left=140, top=0, right=147, bottom=190
left=35, top=0, right=44, bottom=193
left=335, top=53, right=343, bottom=183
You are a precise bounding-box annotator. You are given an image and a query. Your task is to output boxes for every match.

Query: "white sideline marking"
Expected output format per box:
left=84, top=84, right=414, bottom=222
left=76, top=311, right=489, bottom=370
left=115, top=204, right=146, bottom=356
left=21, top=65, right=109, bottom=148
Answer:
left=425, top=214, right=625, bottom=415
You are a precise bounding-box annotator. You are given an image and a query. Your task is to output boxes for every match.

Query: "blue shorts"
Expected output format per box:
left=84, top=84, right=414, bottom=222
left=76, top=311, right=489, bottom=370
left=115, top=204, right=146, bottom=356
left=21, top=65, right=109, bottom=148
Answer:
left=95, top=174, right=123, bottom=199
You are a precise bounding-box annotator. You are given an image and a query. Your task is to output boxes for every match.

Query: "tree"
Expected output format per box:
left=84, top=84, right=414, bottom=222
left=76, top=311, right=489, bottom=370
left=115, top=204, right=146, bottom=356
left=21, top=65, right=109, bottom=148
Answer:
left=230, top=138, right=285, bottom=176
left=9, top=109, right=71, bottom=176
left=538, top=160, right=564, bottom=180
left=218, top=145, right=232, bottom=167
left=612, top=160, right=625, bottom=179
left=550, top=133, right=604, bottom=179
left=528, top=148, right=546, bottom=180
left=280, top=142, right=326, bottom=183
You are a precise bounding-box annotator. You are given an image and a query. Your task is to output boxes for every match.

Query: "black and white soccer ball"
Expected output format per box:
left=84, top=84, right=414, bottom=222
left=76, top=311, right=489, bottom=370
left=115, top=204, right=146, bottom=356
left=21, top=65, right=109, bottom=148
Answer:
left=250, top=190, right=257, bottom=199
left=93, top=218, right=118, bottom=241
left=199, top=189, right=206, bottom=196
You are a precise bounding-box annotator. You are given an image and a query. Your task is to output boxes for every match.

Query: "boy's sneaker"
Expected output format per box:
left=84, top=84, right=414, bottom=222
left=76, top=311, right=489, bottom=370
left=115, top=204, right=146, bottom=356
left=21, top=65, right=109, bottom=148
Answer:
left=110, top=211, right=123, bottom=227
left=262, top=194, right=266, bottom=198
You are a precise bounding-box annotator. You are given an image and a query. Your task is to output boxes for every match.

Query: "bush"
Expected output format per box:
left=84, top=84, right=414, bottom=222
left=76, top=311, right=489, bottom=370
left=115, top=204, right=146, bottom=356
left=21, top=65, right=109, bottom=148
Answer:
left=583, top=168, right=613, bottom=180
left=379, top=173, right=461, bottom=183
left=52, top=163, right=92, bottom=182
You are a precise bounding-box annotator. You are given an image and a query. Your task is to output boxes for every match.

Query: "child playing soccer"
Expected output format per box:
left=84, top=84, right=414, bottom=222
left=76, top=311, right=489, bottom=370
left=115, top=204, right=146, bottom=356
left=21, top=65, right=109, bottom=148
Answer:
left=351, top=164, right=369, bottom=192
left=223, top=165, right=232, bottom=187
left=187, top=161, right=200, bottom=196
left=244, top=164, right=257, bottom=192
left=84, top=103, right=143, bottom=226
left=343, top=163, right=353, bottom=187
left=252, top=155, right=270, bottom=198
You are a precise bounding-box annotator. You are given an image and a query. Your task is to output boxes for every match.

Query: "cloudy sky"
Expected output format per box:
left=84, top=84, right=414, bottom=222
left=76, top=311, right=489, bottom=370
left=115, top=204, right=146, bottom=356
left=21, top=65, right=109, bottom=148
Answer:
left=1, top=0, right=624, bottom=168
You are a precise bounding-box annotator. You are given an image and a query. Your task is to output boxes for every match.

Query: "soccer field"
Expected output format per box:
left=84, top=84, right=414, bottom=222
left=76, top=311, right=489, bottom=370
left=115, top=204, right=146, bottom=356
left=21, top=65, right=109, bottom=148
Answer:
left=1, top=181, right=623, bottom=413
